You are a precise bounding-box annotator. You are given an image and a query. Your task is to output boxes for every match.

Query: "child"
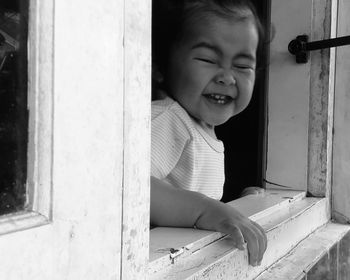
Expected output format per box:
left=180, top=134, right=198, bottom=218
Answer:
left=151, top=0, right=267, bottom=266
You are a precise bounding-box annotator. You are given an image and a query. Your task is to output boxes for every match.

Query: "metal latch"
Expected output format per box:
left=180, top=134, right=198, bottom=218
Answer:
left=288, top=34, right=350, bottom=63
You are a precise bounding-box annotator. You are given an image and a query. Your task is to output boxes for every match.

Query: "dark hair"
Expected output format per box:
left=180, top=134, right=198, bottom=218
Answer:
left=152, top=0, right=265, bottom=95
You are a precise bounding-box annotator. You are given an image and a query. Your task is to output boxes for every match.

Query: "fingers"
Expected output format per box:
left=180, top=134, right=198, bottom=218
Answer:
left=251, top=220, right=268, bottom=263
left=220, top=219, right=267, bottom=266
left=241, top=225, right=260, bottom=266
left=195, top=199, right=267, bottom=266
left=217, top=219, right=267, bottom=266
left=217, top=221, right=245, bottom=250
left=241, top=220, right=267, bottom=266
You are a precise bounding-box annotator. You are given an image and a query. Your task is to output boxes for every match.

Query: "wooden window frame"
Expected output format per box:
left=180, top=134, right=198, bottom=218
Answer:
left=332, top=0, right=350, bottom=224
left=0, top=0, right=54, bottom=235
left=0, top=0, right=127, bottom=278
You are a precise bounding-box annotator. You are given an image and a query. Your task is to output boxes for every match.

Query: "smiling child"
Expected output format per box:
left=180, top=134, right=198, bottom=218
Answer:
left=151, top=0, right=267, bottom=266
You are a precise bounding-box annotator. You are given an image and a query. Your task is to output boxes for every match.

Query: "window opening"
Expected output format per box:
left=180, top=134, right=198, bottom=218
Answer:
left=0, top=0, right=28, bottom=215
left=216, top=0, right=270, bottom=202
left=150, top=0, right=271, bottom=233
left=151, top=0, right=270, bottom=203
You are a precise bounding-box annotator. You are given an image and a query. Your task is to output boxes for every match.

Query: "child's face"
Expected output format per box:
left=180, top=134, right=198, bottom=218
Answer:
left=167, top=14, right=258, bottom=131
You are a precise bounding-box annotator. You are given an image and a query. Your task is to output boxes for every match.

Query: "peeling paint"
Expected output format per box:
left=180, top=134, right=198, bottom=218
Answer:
left=307, top=0, right=335, bottom=198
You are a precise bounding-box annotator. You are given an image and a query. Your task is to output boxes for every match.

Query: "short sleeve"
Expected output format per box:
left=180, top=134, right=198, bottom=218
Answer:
left=151, top=106, right=191, bottom=179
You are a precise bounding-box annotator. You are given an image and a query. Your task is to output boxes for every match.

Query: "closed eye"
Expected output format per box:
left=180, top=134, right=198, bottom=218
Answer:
left=234, top=64, right=255, bottom=71
left=195, top=57, right=216, bottom=64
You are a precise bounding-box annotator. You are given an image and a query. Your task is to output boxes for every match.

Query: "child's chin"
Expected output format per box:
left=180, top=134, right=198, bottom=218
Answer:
left=205, top=112, right=239, bottom=127
left=211, top=117, right=232, bottom=127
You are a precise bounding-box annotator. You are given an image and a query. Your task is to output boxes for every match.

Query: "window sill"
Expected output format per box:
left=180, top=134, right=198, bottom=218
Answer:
left=0, top=211, right=50, bottom=236
left=149, top=189, right=329, bottom=279
left=256, top=222, right=350, bottom=280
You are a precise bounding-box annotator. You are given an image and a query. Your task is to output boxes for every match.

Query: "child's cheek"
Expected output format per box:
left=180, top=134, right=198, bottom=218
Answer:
left=190, top=68, right=212, bottom=88
left=240, top=75, right=255, bottom=96
left=236, top=83, right=254, bottom=111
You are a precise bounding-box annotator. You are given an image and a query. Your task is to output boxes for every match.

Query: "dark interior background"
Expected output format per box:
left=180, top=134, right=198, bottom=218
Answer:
left=0, top=0, right=28, bottom=214
left=217, top=0, right=270, bottom=202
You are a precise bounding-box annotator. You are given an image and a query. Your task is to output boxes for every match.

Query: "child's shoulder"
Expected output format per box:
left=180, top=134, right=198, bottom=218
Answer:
left=151, top=97, right=195, bottom=136
left=152, top=96, right=176, bottom=112
left=152, top=96, right=190, bottom=122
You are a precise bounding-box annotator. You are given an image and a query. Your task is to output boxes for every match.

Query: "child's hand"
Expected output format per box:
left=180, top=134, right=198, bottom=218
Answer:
left=151, top=177, right=267, bottom=266
left=195, top=198, right=267, bottom=266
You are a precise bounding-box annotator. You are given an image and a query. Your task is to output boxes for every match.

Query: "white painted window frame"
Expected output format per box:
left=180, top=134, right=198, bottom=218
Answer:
left=332, top=0, right=350, bottom=224
left=0, top=0, right=54, bottom=235
left=0, top=0, right=138, bottom=279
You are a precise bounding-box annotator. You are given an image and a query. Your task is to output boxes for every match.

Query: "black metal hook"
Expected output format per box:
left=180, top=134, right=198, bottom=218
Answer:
left=288, top=34, right=350, bottom=63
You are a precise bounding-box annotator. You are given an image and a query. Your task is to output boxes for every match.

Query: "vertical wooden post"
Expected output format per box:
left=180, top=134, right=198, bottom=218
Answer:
left=332, top=0, right=350, bottom=223
left=307, top=0, right=337, bottom=198
left=121, top=0, right=152, bottom=278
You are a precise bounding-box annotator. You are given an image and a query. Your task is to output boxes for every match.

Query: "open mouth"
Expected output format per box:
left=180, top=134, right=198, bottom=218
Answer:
left=203, top=94, right=233, bottom=105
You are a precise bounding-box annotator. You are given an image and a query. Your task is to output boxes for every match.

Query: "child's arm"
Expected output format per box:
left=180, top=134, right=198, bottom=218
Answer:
left=151, top=176, right=267, bottom=266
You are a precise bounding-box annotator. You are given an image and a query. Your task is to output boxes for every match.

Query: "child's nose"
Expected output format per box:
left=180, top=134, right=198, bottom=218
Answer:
left=214, top=70, right=236, bottom=86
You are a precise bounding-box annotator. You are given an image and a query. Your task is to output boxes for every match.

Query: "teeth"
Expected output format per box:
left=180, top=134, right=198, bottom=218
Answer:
left=209, top=94, right=227, bottom=100
left=205, top=94, right=231, bottom=104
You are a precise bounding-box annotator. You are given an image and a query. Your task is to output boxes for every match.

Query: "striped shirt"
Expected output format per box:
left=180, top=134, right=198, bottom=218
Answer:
left=151, top=97, right=225, bottom=200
